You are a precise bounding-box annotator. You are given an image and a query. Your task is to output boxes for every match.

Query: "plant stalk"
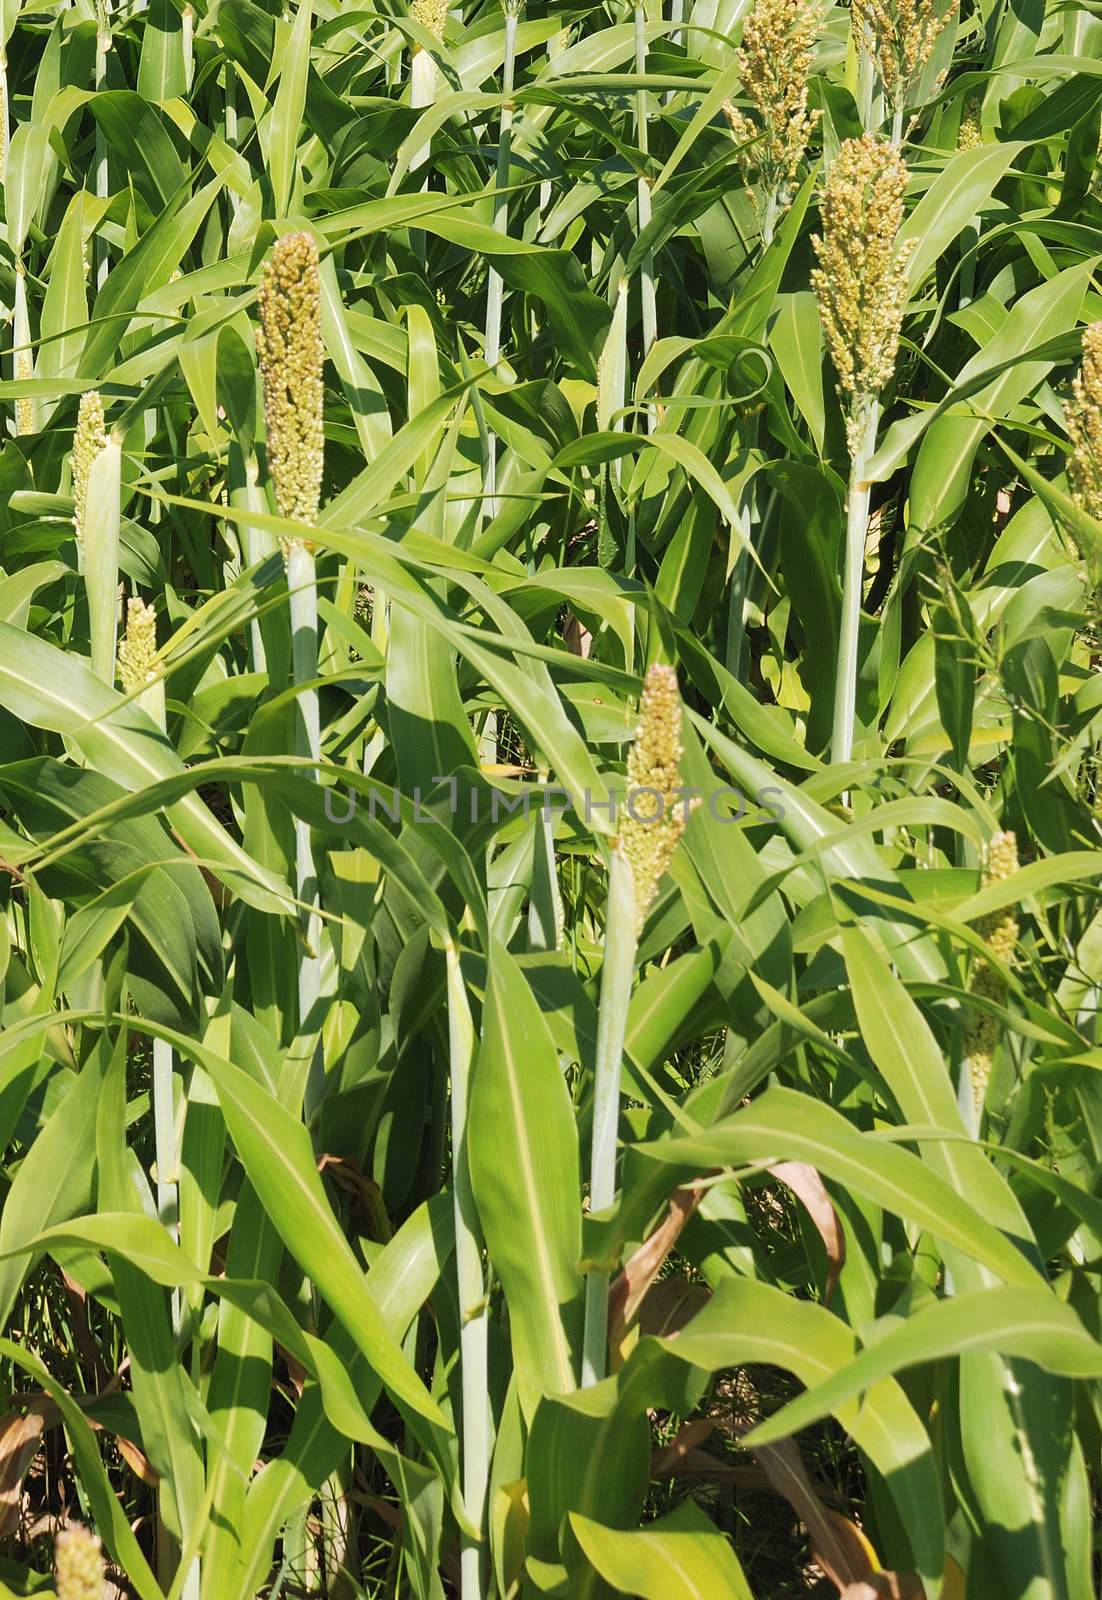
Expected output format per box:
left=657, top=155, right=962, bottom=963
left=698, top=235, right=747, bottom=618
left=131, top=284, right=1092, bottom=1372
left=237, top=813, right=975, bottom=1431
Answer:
left=831, top=406, right=878, bottom=766
left=445, top=940, right=490, bottom=1600
left=409, top=41, right=438, bottom=175
left=95, top=0, right=111, bottom=289
left=288, top=538, right=324, bottom=1116
left=761, top=189, right=778, bottom=249
left=634, top=1, right=657, bottom=408
left=182, top=4, right=194, bottom=88
left=85, top=434, right=122, bottom=684
left=483, top=1, right=519, bottom=520
left=581, top=846, right=637, bottom=1386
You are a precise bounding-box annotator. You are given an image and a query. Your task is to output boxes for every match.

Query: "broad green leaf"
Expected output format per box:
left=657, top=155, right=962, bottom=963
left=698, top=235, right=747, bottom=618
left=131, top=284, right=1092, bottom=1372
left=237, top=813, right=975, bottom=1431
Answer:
left=570, top=1502, right=753, bottom=1600
left=468, top=941, right=583, bottom=1419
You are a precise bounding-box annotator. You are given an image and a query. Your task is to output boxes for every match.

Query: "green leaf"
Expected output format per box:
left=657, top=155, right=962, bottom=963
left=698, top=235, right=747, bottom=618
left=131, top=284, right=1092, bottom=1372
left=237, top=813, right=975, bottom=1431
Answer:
left=468, top=941, right=583, bottom=1420
left=570, top=1502, right=753, bottom=1600
left=744, top=1286, right=1102, bottom=1447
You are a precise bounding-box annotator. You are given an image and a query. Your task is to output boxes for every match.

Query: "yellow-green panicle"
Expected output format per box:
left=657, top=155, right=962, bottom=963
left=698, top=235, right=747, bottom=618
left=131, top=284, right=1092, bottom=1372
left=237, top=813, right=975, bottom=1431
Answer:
left=55, top=1524, right=105, bottom=1600
left=257, top=232, right=324, bottom=535
left=852, top=0, right=957, bottom=116
left=1066, top=322, right=1102, bottom=524
left=620, top=665, right=687, bottom=933
left=71, top=391, right=107, bottom=557
left=117, top=596, right=158, bottom=693
left=411, top=0, right=448, bottom=34
left=965, top=830, right=1020, bottom=1117
left=723, top=0, right=820, bottom=203
left=811, top=133, right=913, bottom=450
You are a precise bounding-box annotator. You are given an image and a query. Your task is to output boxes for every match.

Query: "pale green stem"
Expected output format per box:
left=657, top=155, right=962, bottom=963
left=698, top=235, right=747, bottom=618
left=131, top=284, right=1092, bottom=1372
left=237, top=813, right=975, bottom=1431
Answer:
left=581, top=847, right=637, bottom=1387
left=237, top=454, right=271, bottom=672
left=224, top=66, right=237, bottom=143
left=634, top=2, right=656, bottom=404
left=667, top=0, right=682, bottom=103
left=890, top=105, right=904, bottom=147
left=409, top=45, right=438, bottom=174
left=760, top=189, right=778, bottom=249
left=288, top=539, right=324, bottom=1116
left=484, top=3, right=519, bottom=519
left=446, top=941, right=490, bottom=1600
left=0, top=51, right=9, bottom=182
left=85, top=435, right=122, bottom=684
left=135, top=679, right=182, bottom=1340
left=95, top=4, right=111, bottom=289
left=151, top=1023, right=179, bottom=1329
left=831, top=405, right=878, bottom=766
left=959, top=220, right=978, bottom=308
left=538, top=29, right=567, bottom=217
left=182, top=4, right=194, bottom=87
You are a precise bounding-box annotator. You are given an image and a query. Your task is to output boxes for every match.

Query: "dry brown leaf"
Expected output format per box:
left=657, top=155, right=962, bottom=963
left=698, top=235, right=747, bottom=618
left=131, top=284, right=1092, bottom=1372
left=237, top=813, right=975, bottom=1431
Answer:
left=116, top=1436, right=158, bottom=1487
left=563, top=612, right=592, bottom=658
left=318, top=1154, right=392, bottom=1241
left=650, top=1417, right=715, bottom=1478
left=635, top=1277, right=710, bottom=1337
left=0, top=1406, right=46, bottom=1536
left=768, top=1160, right=846, bottom=1302
left=751, top=1437, right=866, bottom=1589
left=608, top=1184, right=703, bottom=1349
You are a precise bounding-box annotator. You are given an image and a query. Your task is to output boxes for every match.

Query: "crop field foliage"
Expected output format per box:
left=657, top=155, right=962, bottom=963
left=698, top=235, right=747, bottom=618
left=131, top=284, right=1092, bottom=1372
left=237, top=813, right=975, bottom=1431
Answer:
left=3, top=0, right=1102, bottom=1595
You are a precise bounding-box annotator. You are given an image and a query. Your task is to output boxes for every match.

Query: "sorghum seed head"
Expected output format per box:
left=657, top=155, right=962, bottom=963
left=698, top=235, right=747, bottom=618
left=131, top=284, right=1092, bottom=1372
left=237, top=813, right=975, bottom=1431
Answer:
left=256, top=232, right=324, bottom=531
left=14, top=343, right=33, bottom=437
left=1066, top=323, right=1102, bottom=523
left=726, top=0, right=821, bottom=213
left=72, top=391, right=107, bottom=554
left=117, top=597, right=158, bottom=693
left=411, top=0, right=448, bottom=36
left=965, top=830, right=1020, bottom=1116
left=620, top=665, right=686, bottom=932
left=810, top=133, right=914, bottom=448
left=957, top=112, right=982, bottom=151
left=852, top=0, right=957, bottom=115
left=55, top=1524, right=105, bottom=1600
left=976, top=829, right=1020, bottom=962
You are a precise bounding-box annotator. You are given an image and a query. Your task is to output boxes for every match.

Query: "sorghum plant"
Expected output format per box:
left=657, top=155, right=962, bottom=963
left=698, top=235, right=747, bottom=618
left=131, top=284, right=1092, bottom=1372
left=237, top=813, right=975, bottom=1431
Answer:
left=723, top=0, right=820, bottom=242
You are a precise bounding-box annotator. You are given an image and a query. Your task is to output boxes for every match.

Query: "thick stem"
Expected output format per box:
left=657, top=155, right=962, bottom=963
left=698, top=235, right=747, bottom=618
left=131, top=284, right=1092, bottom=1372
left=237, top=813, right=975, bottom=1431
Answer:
left=224, top=65, right=237, bottom=145
left=85, top=436, right=122, bottom=685
left=760, top=189, right=778, bottom=250
left=182, top=4, right=194, bottom=88
left=831, top=406, right=878, bottom=766
left=890, top=104, right=904, bottom=147
left=538, top=27, right=567, bottom=217
left=241, top=455, right=271, bottom=672
left=634, top=4, right=657, bottom=405
left=483, top=4, right=519, bottom=519
left=959, top=220, right=978, bottom=309
left=0, top=51, right=9, bottom=182
left=409, top=46, right=438, bottom=175
left=445, top=942, right=490, bottom=1600
left=95, top=4, right=111, bottom=289
left=581, top=848, right=637, bottom=1387
left=152, top=1036, right=181, bottom=1329
left=288, top=539, right=324, bottom=1115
